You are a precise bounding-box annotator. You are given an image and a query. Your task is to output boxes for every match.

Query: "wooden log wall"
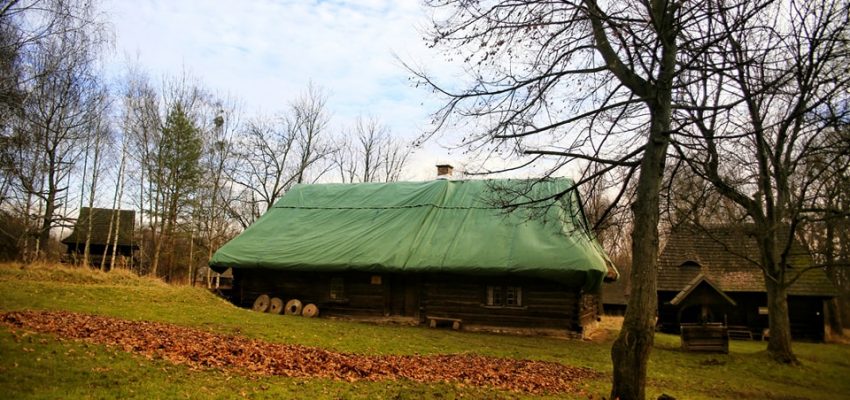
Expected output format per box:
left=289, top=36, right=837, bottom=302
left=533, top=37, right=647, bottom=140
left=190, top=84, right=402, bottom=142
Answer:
left=421, top=275, right=583, bottom=332
left=233, top=270, right=387, bottom=317
left=232, top=269, right=596, bottom=334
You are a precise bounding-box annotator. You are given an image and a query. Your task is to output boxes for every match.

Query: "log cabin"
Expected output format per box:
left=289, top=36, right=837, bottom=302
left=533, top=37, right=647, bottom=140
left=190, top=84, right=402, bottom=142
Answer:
left=657, top=225, right=836, bottom=341
left=62, top=207, right=137, bottom=269
left=210, top=175, right=615, bottom=337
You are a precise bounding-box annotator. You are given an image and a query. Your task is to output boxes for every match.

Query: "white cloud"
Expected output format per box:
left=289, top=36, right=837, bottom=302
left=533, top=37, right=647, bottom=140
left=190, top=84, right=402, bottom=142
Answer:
left=104, top=0, right=466, bottom=179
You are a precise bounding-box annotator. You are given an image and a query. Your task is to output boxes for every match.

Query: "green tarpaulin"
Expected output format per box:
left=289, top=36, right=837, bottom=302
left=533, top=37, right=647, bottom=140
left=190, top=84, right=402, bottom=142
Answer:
left=210, top=178, right=610, bottom=291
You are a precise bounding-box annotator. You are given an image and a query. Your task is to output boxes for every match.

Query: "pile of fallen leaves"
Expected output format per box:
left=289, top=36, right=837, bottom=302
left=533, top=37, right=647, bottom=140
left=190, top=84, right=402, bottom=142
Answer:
left=1, top=310, right=600, bottom=394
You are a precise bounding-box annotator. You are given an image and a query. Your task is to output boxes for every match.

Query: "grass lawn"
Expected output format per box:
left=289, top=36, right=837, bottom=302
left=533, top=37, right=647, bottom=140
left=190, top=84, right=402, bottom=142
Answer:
left=1, top=262, right=848, bottom=399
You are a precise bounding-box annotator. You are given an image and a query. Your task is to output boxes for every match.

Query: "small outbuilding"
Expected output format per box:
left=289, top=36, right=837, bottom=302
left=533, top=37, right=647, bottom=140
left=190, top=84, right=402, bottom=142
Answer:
left=601, top=272, right=629, bottom=315
left=62, top=207, right=137, bottom=269
left=657, top=225, right=836, bottom=341
left=210, top=178, right=615, bottom=337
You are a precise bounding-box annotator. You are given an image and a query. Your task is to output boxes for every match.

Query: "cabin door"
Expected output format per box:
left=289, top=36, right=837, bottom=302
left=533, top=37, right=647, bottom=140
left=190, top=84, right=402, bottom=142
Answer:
left=387, top=275, right=419, bottom=317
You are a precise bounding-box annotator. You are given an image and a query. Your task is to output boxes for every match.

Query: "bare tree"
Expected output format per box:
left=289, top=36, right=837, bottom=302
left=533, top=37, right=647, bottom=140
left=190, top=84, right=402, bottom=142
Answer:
left=0, top=0, right=109, bottom=260
left=18, top=12, right=108, bottom=257
left=675, top=0, right=850, bottom=363
left=104, top=133, right=128, bottom=271
left=226, top=86, right=333, bottom=227
left=226, top=116, right=298, bottom=227
left=1, top=0, right=97, bottom=133
left=118, top=70, right=210, bottom=279
left=798, top=127, right=850, bottom=335
left=193, top=96, right=240, bottom=284
left=333, top=116, right=410, bottom=183
left=80, top=120, right=111, bottom=267
left=119, top=65, right=160, bottom=273
left=661, top=164, right=747, bottom=231
left=413, top=1, right=771, bottom=397
left=293, top=83, right=331, bottom=185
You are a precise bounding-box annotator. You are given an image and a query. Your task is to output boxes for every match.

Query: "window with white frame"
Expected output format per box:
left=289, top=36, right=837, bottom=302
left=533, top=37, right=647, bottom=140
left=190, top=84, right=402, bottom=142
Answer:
left=486, top=285, right=522, bottom=307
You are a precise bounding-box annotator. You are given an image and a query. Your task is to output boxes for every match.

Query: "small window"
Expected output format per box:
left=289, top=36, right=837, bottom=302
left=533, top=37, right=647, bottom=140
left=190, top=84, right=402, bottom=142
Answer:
left=486, top=285, right=522, bottom=307
left=506, top=286, right=522, bottom=306
left=487, top=286, right=503, bottom=306
left=329, top=276, right=345, bottom=300
left=679, top=260, right=701, bottom=268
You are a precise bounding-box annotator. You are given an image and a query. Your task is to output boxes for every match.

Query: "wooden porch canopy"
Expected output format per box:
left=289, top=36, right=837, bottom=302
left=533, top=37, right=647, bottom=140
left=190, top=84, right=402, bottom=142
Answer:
left=670, top=274, right=737, bottom=309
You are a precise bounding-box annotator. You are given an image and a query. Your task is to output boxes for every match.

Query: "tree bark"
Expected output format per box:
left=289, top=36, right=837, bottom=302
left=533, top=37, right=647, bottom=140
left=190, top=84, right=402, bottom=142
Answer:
left=108, top=144, right=127, bottom=270
left=765, top=273, right=797, bottom=363
left=826, top=298, right=843, bottom=337
left=609, top=0, right=677, bottom=395
left=82, top=143, right=101, bottom=267
left=823, top=212, right=844, bottom=336
left=37, top=160, right=56, bottom=258
left=610, top=103, right=671, bottom=400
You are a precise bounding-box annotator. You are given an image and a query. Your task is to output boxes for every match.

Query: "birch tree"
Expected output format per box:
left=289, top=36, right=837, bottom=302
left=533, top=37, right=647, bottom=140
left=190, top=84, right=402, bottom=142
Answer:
left=0, top=0, right=108, bottom=259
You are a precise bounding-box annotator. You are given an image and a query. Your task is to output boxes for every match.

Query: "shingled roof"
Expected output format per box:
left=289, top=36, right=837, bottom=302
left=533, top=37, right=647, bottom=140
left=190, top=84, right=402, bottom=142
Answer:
left=62, top=208, right=136, bottom=247
left=657, top=224, right=835, bottom=296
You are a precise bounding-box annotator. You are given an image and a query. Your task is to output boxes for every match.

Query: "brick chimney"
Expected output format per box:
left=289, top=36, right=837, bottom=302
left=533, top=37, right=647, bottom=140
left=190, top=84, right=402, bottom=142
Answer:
left=436, top=164, right=454, bottom=179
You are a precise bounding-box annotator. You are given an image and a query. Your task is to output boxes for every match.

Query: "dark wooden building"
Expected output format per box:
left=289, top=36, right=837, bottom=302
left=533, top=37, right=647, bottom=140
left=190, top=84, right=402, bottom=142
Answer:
left=62, top=208, right=137, bottom=269
left=657, top=225, right=836, bottom=341
left=211, top=178, right=615, bottom=337
left=602, top=270, right=629, bottom=315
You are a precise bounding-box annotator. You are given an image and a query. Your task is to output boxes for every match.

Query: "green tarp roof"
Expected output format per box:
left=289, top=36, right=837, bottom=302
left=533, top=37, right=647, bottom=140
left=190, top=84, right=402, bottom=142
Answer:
left=210, top=178, right=610, bottom=291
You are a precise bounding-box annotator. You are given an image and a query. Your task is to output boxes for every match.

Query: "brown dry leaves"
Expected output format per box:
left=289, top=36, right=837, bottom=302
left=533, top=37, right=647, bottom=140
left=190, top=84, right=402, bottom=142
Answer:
left=1, top=310, right=599, bottom=394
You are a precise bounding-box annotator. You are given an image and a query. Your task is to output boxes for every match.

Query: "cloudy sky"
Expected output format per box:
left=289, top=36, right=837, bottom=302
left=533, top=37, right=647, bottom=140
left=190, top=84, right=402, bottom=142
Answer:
left=102, top=0, right=464, bottom=179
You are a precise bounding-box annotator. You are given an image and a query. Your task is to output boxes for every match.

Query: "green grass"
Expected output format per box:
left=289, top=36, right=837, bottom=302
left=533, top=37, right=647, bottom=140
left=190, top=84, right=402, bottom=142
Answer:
left=1, top=262, right=848, bottom=399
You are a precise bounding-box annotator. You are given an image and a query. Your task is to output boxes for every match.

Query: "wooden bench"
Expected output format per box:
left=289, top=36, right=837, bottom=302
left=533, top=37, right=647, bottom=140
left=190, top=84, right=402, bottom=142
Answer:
left=727, top=326, right=754, bottom=340
left=680, top=323, right=729, bottom=353
left=426, top=316, right=462, bottom=330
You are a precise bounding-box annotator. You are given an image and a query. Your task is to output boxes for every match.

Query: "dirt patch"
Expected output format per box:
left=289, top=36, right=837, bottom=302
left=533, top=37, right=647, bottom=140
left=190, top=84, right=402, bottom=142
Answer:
left=582, top=316, right=623, bottom=343
left=1, top=310, right=600, bottom=394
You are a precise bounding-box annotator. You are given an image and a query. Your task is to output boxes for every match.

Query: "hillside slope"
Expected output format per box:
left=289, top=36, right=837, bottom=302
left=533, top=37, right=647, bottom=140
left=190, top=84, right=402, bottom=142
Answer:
left=1, top=263, right=848, bottom=399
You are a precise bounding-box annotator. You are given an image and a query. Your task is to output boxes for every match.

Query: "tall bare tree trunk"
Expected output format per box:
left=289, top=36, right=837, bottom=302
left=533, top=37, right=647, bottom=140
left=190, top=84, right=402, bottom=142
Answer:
left=823, top=207, right=844, bottom=335
left=165, top=188, right=179, bottom=282
left=99, top=205, right=115, bottom=272
left=37, top=163, right=55, bottom=259
left=137, top=161, right=144, bottom=272
left=108, top=141, right=127, bottom=270
left=610, top=102, right=671, bottom=400
left=149, top=170, right=164, bottom=277
left=765, top=275, right=795, bottom=362
left=609, top=0, right=676, bottom=396
left=23, top=189, right=35, bottom=261
left=188, top=223, right=194, bottom=286
left=82, top=135, right=102, bottom=267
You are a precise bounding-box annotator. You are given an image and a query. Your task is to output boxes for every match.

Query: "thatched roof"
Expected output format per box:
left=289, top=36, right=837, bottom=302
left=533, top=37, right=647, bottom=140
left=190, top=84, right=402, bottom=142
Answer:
left=62, top=208, right=136, bottom=247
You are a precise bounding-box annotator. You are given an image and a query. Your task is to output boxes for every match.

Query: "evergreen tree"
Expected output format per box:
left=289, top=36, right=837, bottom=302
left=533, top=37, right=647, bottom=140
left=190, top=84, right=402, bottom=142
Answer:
left=150, top=103, right=202, bottom=278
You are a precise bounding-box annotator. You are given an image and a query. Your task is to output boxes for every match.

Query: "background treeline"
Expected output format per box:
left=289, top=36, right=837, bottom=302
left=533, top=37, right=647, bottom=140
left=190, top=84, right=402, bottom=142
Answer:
left=0, top=0, right=410, bottom=283
left=0, top=0, right=847, bottom=333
